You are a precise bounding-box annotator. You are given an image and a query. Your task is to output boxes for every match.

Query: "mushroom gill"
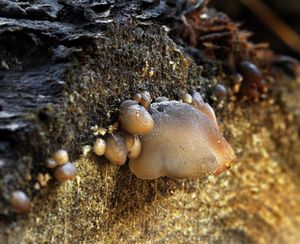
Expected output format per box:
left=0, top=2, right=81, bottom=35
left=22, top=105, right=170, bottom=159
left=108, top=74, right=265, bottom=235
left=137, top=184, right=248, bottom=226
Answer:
left=129, top=101, right=235, bottom=179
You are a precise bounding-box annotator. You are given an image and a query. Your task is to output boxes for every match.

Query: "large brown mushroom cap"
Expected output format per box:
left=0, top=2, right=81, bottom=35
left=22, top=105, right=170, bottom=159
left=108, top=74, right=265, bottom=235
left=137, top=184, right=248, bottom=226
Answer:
left=129, top=101, right=235, bottom=179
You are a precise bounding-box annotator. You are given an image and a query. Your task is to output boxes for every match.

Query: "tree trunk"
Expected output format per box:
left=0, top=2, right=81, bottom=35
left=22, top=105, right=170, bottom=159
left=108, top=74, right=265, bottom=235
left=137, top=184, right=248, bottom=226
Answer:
left=0, top=1, right=299, bottom=243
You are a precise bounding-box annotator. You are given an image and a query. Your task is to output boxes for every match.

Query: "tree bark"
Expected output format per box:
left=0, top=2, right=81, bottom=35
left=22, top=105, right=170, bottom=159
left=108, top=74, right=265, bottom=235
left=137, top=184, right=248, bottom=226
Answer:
left=0, top=1, right=300, bottom=243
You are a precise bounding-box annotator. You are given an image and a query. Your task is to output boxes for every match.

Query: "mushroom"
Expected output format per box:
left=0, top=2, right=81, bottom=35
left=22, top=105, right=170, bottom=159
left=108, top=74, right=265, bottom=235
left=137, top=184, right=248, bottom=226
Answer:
left=140, top=91, right=152, bottom=110
left=45, top=158, right=58, bottom=169
left=129, top=101, right=235, bottom=179
left=54, top=162, right=77, bottom=181
left=191, top=91, right=218, bottom=128
left=118, top=100, right=154, bottom=135
left=93, top=138, right=106, bottom=156
left=53, top=149, right=69, bottom=165
left=182, top=93, right=193, bottom=104
left=132, top=93, right=142, bottom=103
left=122, top=132, right=142, bottom=159
left=104, top=132, right=128, bottom=165
left=10, top=191, right=31, bottom=214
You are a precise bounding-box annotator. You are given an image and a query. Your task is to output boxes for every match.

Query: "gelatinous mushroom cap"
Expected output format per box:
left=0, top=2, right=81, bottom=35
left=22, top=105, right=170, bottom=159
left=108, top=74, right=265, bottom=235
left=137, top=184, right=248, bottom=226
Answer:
left=129, top=101, right=235, bottom=179
left=10, top=191, right=31, bottom=214
left=118, top=100, right=154, bottom=135
left=53, top=149, right=69, bottom=165
left=54, top=162, right=77, bottom=181
left=104, top=132, right=128, bottom=165
left=122, top=132, right=142, bottom=159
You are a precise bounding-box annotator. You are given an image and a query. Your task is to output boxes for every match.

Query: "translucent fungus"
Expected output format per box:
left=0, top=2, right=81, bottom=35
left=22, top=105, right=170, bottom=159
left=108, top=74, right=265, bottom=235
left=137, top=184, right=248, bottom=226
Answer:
left=54, top=162, right=77, bottom=181
left=93, top=138, right=106, bottom=156
left=214, top=84, right=228, bottom=98
left=240, top=61, right=262, bottom=84
left=182, top=93, right=193, bottom=104
left=140, top=91, right=152, bottom=110
left=45, top=158, right=58, bottom=169
left=239, top=61, right=266, bottom=100
left=132, top=93, right=142, bottom=103
left=104, top=133, right=128, bottom=165
left=123, top=132, right=142, bottom=159
left=191, top=91, right=218, bottom=128
left=129, top=101, right=235, bottom=179
left=53, top=149, right=69, bottom=165
left=10, top=191, right=30, bottom=214
left=118, top=100, right=154, bottom=135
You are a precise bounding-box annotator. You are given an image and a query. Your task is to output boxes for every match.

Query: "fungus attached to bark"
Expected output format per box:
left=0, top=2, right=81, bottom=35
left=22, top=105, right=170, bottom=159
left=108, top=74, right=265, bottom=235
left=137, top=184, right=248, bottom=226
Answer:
left=104, top=133, right=128, bottom=165
left=93, top=138, right=106, bottom=156
left=45, top=158, right=58, bottom=169
left=54, top=162, right=78, bottom=181
left=140, top=91, right=152, bottom=110
left=214, top=84, right=228, bottom=98
left=118, top=100, right=154, bottom=135
left=129, top=101, right=235, bottom=179
left=239, top=61, right=267, bottom=100
left=191, top=91, right=218, bottom=128
left=123, top=132, right=142, bottom=159
left=10, top=191, right=31, bottom=214
left=182, top=93, right=193, bottom=104
left=53, top=149, right=69, bottom=165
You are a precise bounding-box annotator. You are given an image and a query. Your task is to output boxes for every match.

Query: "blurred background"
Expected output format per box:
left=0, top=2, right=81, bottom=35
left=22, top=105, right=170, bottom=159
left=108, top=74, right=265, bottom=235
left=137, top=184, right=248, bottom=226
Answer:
left=209, top=0, right=300, bottom=59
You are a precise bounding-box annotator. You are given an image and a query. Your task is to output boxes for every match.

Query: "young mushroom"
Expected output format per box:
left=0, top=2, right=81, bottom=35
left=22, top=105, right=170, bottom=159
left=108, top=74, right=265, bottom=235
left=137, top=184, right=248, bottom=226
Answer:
left=104, top=132, right=128, bottom=165
left=10, top=191, right=31, bottom=214
left=191, top=91, right=218, bottom=128
left=93, top=138, right=106, bottom=156
left=182, top=93, right=193, bottom=104
left=140, top=91, right=152, bottom=110
left=54, top=162, right=78, bottom=181
left=129, top=101, right=236, bottom=179
left=53, top=149, right=69, bottom=165
left=122, top=132, right=142, bottom=159
left=118, top=100, right=154, bottom=135
left=45, top=158, right=58, bottom=169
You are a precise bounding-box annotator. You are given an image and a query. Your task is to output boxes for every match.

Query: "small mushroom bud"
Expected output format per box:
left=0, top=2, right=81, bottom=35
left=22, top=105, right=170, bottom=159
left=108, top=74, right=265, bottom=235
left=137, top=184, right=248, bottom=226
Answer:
left=140, top=91, right=152, bottom=110
left=240, top=61, right=262, bottom=84
left=182, top=93, right=193, bottom=104
left=45, top=158, right=58, bottom=169
left=104, top=133, right=128, bottom=165
left=214, top=84, right=227, bottom=98
left=93, top=138, right=106, bottom=156
left=54, top=162, right=77, bottom=181
left=191, top=91, right=218, bottom=128
left=132, top=93, right=142, bottom=103
left=123, top=132, right=142, bottom=159
left=119, top=100, right=154, bottom=135
left=10, top=191, right=30, bottom=214
left=53, top=149, right=69, bottom=165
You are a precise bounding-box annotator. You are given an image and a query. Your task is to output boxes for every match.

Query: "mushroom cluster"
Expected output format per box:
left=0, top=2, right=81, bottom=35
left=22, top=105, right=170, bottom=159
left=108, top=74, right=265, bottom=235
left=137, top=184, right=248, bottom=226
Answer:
left=46, top=149, right=78, bottom=182
left=10, top=149, right=78, bottom=214
left=93, top=90, right=236, bottom=180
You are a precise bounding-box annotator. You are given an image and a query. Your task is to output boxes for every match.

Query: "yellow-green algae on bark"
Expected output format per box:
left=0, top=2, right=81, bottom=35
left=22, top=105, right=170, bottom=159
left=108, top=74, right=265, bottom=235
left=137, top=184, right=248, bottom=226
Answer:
left=1, top=77, right=300, bottom=244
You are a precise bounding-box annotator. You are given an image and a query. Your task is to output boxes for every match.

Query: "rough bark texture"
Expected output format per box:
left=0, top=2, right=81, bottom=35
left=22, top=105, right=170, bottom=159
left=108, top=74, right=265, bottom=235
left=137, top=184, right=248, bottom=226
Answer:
left=0, top=1, right=300, bottom=243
